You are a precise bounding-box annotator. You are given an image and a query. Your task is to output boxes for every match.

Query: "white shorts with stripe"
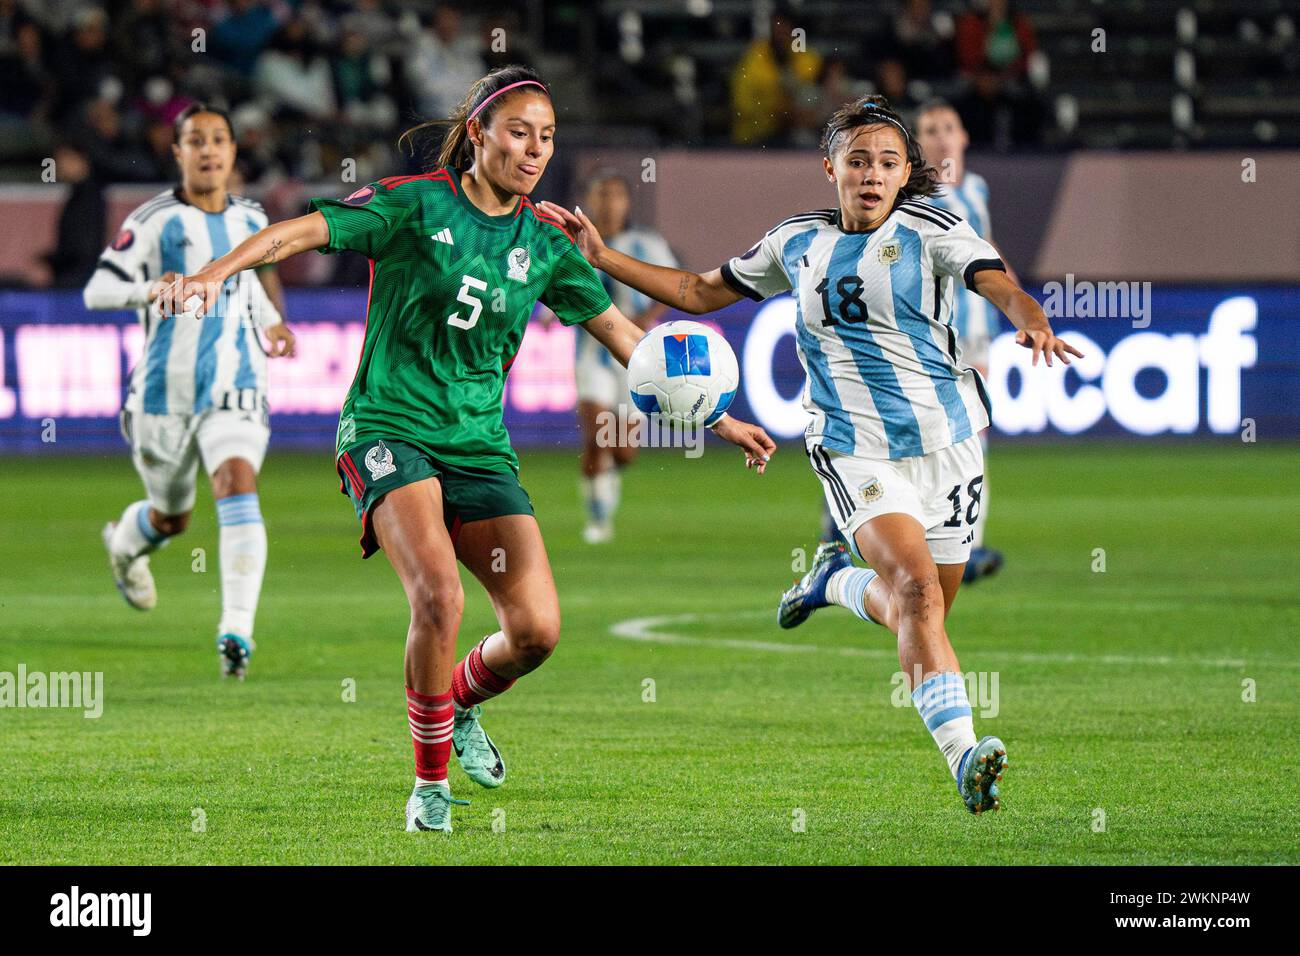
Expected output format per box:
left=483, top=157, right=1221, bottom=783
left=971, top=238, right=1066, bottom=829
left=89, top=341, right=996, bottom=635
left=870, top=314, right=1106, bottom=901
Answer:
left=120, top=406, right=270, bottom=515
left=808, top=434, right=985, bottom=565
left=958, top=331, right=989, bottom=372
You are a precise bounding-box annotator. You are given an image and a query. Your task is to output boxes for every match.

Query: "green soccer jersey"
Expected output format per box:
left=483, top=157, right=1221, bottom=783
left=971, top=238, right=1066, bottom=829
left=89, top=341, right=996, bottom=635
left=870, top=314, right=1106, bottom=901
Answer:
left=308, top=168, right=613, bottom=472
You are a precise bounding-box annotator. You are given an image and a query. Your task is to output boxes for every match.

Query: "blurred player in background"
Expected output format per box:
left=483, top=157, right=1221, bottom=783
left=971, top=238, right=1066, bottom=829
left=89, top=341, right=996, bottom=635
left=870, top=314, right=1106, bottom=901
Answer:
left=544, top=96, right=1081, bottom=815
left=573, top=170, right=677, bottom=543
left=228, top=163, right=291, bottom=322
left=155, top=66, right=774, bottom=833
left=84, top=103, right=296, bottom=679
left=916, top=99, right=1006, bottom=584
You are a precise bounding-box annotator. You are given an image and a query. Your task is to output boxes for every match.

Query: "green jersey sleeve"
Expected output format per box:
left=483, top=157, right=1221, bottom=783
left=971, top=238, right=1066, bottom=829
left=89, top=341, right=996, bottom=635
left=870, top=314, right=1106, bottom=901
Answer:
left=307, top=183, right=414, bottom=258
left=540, top=242, right=614, bottom=326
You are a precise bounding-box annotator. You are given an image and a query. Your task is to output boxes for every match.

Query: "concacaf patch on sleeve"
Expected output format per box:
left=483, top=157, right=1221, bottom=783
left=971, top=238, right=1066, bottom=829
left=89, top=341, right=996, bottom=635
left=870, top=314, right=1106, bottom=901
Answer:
left=111, top=229, right=135, bottom=251
left=343, top=185, right=375, bottom=206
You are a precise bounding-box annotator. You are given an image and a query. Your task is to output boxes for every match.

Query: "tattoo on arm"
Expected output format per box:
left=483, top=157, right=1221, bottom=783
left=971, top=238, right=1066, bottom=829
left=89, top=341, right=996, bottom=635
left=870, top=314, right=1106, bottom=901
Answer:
left=676, top=275, right=689, bottom=306
left=258, top=238, right=283, bottom=265
left=603, top=320, right=614, bottom=331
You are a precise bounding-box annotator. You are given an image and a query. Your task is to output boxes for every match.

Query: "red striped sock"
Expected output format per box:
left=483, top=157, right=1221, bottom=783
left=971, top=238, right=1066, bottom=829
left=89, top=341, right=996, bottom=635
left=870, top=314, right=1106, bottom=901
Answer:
left=406, top=687, right=453, bottom=784
left=451, top=640, right=516, bottom=708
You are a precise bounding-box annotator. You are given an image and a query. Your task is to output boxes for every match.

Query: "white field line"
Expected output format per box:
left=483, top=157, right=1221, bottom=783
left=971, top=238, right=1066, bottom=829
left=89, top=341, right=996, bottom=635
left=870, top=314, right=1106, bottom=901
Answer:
left=608, top=611, right=1295, bottom=670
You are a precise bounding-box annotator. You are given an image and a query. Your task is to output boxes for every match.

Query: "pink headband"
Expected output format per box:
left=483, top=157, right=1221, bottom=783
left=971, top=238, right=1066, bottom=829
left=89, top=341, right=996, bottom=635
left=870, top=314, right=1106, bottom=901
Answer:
left=467, top=80, right=547, bottom=124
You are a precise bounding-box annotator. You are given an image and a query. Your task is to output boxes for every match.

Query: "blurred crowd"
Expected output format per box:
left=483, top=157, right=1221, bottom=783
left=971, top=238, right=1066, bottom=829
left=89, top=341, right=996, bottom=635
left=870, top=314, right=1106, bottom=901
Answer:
left=4, top=0, right=1052, bottom=287
left=0, top=0, right=533, bottom=189
left=728, top=0, right=1044, bottom=149
left=2, top=0, right=1047, bottom=191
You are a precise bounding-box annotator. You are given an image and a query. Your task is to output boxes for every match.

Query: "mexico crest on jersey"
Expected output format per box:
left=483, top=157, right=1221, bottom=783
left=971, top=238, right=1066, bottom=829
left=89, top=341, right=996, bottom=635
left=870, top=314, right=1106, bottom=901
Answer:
left=877, top=239, right=901, bottom=266
left=364, top=440, right=396, bottom=480
left=507, top=246, right=530, bottom=283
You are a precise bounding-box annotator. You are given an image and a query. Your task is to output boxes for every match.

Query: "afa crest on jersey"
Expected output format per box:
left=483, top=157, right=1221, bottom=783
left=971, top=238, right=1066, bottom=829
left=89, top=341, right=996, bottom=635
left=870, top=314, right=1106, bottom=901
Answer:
left=877, top=239, right=901, bottom=265
left=506, top=246, right=530, bottom=283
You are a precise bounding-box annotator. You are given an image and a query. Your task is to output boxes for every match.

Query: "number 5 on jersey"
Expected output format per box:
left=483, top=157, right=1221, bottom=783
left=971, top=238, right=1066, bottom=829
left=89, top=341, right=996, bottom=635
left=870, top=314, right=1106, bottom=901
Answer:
left=448, top=274, right=488, bottom=330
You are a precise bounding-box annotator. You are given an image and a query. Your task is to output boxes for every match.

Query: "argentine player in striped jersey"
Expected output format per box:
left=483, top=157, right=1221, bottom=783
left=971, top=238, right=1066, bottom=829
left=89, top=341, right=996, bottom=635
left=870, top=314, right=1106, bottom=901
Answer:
left=572, top=170, right=677, bottom=543
left=84, top=104, right=296, bottom=679
left=541, top=96, right=1082, bottom=814
left=917, top=99, right=1006, bottom=584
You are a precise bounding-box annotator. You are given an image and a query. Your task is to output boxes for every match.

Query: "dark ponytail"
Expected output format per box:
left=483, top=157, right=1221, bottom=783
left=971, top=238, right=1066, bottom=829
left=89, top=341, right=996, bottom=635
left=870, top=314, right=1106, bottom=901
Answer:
left=397, top=64, right=551, bottom=172
left=820, top=94, right=939, bottom=200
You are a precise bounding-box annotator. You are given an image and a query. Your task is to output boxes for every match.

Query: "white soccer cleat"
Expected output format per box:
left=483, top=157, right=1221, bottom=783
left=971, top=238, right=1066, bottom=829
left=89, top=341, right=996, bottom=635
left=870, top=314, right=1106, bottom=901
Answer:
left=582, top=522, right=613, bottom=544
left=102, top=521, right=157, bottom=611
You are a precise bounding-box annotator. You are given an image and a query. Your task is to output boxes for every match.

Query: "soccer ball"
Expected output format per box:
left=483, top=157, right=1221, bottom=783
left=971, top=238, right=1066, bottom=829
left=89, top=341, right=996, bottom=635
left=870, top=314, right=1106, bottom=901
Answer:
left=627, top=320, right=739, bottom=427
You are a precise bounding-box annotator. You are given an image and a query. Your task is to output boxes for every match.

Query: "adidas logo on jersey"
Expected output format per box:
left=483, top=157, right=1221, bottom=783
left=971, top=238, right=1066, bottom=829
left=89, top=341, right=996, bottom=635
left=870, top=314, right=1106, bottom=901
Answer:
left=429, top=228, right=454, bottom=245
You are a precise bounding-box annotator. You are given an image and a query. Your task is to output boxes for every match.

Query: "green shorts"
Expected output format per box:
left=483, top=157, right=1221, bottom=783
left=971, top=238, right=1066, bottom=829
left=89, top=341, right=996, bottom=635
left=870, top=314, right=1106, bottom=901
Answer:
left=336, top=437, right=534, bottom=558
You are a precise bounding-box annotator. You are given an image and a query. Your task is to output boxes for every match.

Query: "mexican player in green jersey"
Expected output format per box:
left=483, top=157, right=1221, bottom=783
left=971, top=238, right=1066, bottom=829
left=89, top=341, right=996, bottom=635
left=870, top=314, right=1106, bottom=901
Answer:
left=157, top=65, right=776, bottom=833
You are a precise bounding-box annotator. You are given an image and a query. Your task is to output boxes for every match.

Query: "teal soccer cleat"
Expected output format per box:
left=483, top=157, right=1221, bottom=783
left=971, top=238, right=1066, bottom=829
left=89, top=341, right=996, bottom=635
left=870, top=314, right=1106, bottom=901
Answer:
left=405, top=785, right=470, bottom=833
left=957, top=735, right=1008, bottom=814
left=778, top=540, right=853, bottom=629
left=217, top=633, right=255, bottom=680
left=453, top=704, right=506, bottom=788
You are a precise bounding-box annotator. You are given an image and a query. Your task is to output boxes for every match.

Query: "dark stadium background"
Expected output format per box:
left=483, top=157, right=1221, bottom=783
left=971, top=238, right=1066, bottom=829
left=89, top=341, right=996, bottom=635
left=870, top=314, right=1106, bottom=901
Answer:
left=0, top=0, right=1297, bottom=454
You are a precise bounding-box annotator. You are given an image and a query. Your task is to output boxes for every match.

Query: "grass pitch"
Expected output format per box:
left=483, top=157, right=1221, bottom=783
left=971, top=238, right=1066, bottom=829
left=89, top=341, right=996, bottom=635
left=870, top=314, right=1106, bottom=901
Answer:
left=1, top=441, right=1296, bottom=864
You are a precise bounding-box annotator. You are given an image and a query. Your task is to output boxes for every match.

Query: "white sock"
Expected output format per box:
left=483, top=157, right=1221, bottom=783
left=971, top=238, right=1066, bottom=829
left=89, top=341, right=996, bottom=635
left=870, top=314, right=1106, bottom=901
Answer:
left=216, top=493, right=266, bottom=639
left=580, top=476, right=599, bottom=523
left=912, top=672, right=977, bottom=779
left=581, top=470, right=616, bottom=525
left=607, top=466, right=623, bottom=516
left=414, top=777, right=449, bottom=791
left=825, top=567, right=880, bottom=623
left=111, top=499, right=169, bottom=559
left=973, top=432, right=989, bottom=549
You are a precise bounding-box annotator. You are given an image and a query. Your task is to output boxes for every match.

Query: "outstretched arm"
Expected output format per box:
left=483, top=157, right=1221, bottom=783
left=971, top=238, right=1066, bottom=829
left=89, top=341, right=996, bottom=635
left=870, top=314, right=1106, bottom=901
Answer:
left=580, top=304, right=644, bottom=368
left=536, top=202, right=742, bottom=315
left=157, top=212, right=330, bottom=320
left=973, top=269, right=1083, bottom=367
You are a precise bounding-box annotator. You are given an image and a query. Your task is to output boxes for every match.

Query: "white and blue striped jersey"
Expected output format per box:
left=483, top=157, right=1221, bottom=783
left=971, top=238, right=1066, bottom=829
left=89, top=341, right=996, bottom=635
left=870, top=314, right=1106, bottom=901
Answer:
left=577, top=228, right=677, bottom=368
left=83, top=187, right=283, bottom=416
left=721, top=201, right=1003, bottom=460
left=929, top=172, right=995, bottom=343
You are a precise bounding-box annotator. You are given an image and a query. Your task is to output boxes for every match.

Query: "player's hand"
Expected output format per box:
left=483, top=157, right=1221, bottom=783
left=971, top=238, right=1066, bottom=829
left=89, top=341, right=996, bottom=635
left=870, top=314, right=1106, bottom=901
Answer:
left=146, top=272, right=179, bottom=303
left=1016, top=328, right=1084, bottom=367
left=265, top=322, right=297, bottom=358
left=710, top=414, right=776, bottom=475
left=536, top=201, right=607, bottom=267
left=156, top=269, right=224, bottom=321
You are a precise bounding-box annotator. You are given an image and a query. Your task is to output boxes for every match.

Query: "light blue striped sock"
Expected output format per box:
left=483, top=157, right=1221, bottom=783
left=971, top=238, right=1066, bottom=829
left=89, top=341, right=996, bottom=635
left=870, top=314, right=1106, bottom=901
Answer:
left=135, top=500, right=168, bottom=546
left=912, top=672, right=977, bottom=780
left=216, top=493, right=266, bottom=639
left=216, top=493, right=263, bottom=527
left=825, top=567, right=880, bottom=623
left=112, top=499, right=169, bottom=560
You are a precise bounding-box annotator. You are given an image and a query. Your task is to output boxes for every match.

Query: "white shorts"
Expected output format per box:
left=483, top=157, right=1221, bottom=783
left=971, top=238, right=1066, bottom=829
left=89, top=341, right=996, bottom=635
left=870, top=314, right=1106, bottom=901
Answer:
left=120, top=407, right=270, bottom=515
left=575, top=351, right=628, bottom=408
left=809, top=434, right=985, bottom=565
